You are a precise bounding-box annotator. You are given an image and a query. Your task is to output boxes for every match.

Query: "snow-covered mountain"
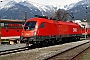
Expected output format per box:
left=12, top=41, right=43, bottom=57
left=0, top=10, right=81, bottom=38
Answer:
left=2, top=1, right=17, bottom=10
left=64, top=3, right=76, bottom=10
left=1, top=0, right=58, bottom=12
left=67, top=0, right=90, bottom=21
left=64, top=0, right=90, bottom=10
left=0, top=0, right=90, bottom=20
left=0, top=0, right=59, bottom=19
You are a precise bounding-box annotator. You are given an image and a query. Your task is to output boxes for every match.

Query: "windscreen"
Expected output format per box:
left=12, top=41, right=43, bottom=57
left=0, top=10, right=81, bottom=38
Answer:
left=24, top=21, right=36, bottom=30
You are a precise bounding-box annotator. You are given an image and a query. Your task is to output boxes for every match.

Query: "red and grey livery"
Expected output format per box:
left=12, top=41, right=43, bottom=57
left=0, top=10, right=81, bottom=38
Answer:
left=20, top=16, right=82, bottom=45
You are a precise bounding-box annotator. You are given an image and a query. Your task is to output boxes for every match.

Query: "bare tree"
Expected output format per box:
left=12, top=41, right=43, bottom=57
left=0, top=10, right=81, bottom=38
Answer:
left=51, top=9, right=69, bottom=21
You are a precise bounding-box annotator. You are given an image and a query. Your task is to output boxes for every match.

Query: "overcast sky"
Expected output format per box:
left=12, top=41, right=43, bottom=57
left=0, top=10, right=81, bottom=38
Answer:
left=0, top=0, right=82, bottom=7
left=18, top=0, right=82, bottom=6
left=29, top=0, right=81, bottom=6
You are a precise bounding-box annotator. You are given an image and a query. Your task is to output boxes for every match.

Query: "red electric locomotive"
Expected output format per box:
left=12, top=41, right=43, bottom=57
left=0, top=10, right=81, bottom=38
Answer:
left=0, top=20, right=24, bottom=37
left=20, top=16, right=82, bottom=45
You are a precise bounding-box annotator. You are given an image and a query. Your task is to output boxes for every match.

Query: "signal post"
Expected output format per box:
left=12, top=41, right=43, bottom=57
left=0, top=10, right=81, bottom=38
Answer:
left=83, top=19, right=87, bottom=39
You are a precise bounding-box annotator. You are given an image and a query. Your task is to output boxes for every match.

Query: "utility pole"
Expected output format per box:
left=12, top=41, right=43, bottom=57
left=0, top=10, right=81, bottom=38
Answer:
left=24, top=11, right=27, bottom=22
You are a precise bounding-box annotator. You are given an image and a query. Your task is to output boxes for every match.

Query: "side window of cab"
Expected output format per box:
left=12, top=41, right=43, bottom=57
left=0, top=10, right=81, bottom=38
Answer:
left=40, top=23, right=44, bottom=28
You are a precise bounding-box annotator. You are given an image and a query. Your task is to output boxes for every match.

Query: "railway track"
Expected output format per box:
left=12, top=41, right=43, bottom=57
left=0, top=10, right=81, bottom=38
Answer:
left=0, top=39, right=90, bottom=59
left=0, top=46, right=35, bottom=56
left=0, top=47, right=29, bottom=56
left=38, top=40, right=90, bottom=60
left=0, top=43, right=50, bottom=56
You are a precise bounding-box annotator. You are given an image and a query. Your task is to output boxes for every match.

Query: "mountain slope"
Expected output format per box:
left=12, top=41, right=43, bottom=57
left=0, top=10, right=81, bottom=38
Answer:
left=67, top=0, right=90, bottom=21
left=0, top=0, right=57, bottom=19
left=0, top=0, right=90, bottom=21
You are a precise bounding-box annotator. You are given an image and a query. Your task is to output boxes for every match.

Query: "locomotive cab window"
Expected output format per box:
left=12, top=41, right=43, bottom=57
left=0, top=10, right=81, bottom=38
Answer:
left=24, top=21, right=36, bottom=30
left=40, top=23, right=44, bottom=28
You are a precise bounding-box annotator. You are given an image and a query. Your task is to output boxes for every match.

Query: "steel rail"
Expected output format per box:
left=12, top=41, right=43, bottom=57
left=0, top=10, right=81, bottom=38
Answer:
left=0, top=46, right=35, bottom=56
left=40, top=40, right=90, bottom=60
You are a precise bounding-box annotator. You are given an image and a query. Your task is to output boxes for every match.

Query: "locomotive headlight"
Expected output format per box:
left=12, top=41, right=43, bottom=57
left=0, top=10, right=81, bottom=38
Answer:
left=33, top=31, right=36, bottom=36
